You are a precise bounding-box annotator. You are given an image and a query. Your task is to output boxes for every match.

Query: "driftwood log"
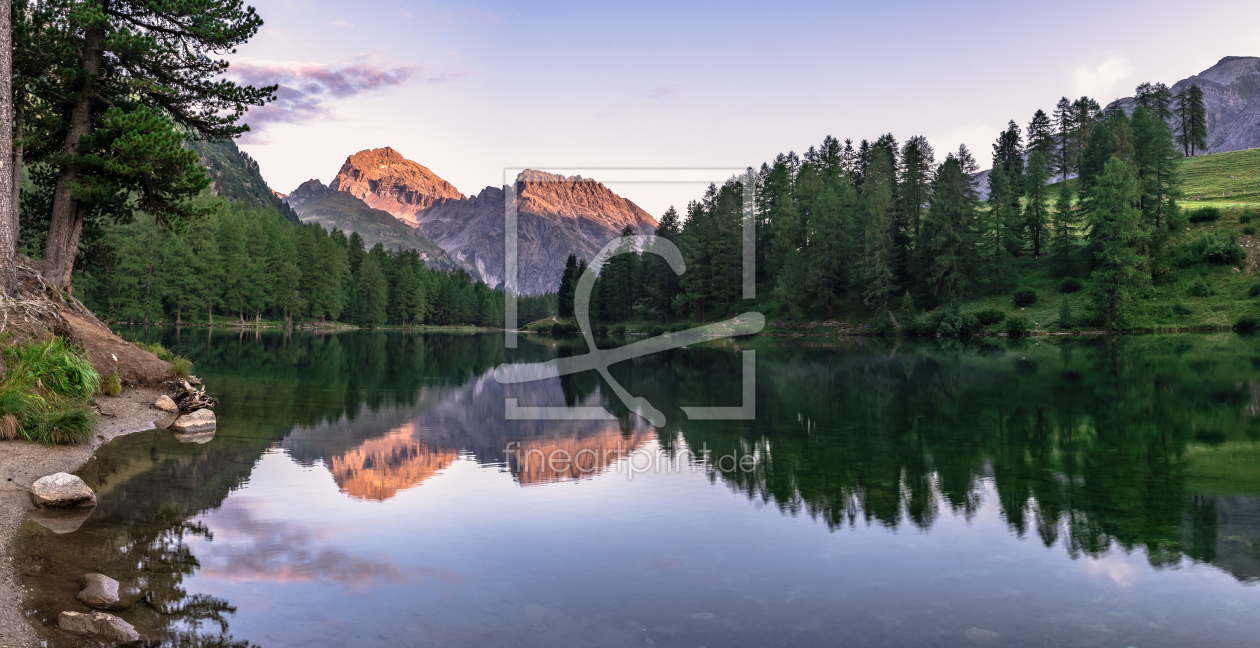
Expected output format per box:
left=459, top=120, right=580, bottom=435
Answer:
left=166, top=379, right=217, bottom=413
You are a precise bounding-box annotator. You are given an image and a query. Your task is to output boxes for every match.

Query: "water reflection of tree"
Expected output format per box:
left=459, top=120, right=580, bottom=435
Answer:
left=632, top=335, right=1260, bottom=577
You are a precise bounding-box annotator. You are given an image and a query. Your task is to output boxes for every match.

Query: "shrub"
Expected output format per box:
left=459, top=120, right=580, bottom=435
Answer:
left=611, top=324, right=626, bottom=336
left=171, top=356, right=193, bottom=377
left=1187, top=276, right=1214, bottom=297
left=1250, top=283, right=1260, bottom=297
left=1240, top=208, right=1254, bottom=224
left=1005, top=314, right=1031, bottom=337
left=1188, top=206, right=1221, bottom=223
left=1058, top=277, right=1083, bottom=293
left=1235, top=314, right=1260, bottom=332
left=1012, top=287, right=1038, bottom=307
left=1187, top=231, right=1245, bottom=265
left=976, top=309, right=1006, bottom=327
left=905, top=309, right=979, bottom=337
left=1244, top=225, right=1256, bottom=236
left=1057, top=297, right=1073, bottom=330
left=1172, top=301, right=1192, bottom=316
left=101, top=370, right=123, bottom=397
left=549, top=322, right=578, bottom=336
left=648, top=325, right=664, bottom=337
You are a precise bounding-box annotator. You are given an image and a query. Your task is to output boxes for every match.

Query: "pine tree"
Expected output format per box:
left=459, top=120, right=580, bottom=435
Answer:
left=1053, top=96, right=1075, bottom=182
left=898, top=135, right=935, bottom=237
left=1135, top=82, right=1174, bottom=122
left=1070, top=96, right=1102, bottom=180
left=36, top=0, right=274, bottom=288
left=1088, top=158, right=1148, bottom=328
left=861, top=148, right=898, bottom=312
left=644, top=207, right=681, bottom=322
left=982, top=168, right=1016, bottom=294
left=1024, top=151, right=1052, bottom=257
left=923, top=155, right=978, bottom=303
left=557, top=253, right=578, bottom=318
left=1175, top=84, right=1208, bottom=157
left=1027, top=109, right=1056, bottom=161
left=1051, top=181, right=1077, bottom=276
left=992, top=120, right=1025, bottom=178
left=1132, top=104, right=1182, bottom=279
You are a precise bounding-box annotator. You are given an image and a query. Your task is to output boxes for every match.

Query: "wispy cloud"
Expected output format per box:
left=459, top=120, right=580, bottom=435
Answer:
left=330, top=20, right=353, bottom=28
left=1071, top=53, right=1135, bottom=99
left=228, top=57, right=467, bottom=142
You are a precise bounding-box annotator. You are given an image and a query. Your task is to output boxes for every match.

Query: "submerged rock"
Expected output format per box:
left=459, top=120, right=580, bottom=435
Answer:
left=154, top=395, right=178, bottom=412
left=154, top=415, right=178, bottom=430
left=29, top=472, right=97, bottom=509
left=964, top=627, right=999, bottom=643
left=171, top=409, right=216, bottom=434
left=58, top=610, right=140, bottom=643
left=27, top=507, right=93, bottom=534
left=77, top=573, right=120, bottom=609
left=109, top=582, right=148, bottom=611
left=173, top=429, right=216, bottom=444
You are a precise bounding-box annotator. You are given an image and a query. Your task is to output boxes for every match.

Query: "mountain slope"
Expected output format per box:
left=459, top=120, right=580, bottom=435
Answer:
left=190, top=139, right=301, bottom=224
left=318, top=148, right=659, bottom=294
left=1108, top=56, right=1260, bottom=153
left=283, top=180, right=468, bottom=275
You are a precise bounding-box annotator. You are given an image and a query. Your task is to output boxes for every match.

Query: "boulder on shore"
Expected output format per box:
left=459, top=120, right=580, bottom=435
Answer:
left=58, top=610, right=140, bottom=643
left=77, top=573, right=120, bottom=609
left=29, top=473, right=96, bottom=509
left=153, top=395, right=178, bottom=412
left=171, top=409, right=215, bottom=434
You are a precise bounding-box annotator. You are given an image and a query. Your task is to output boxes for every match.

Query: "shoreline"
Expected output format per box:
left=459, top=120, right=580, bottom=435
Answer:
left=0, top=386, right=165, bottom=648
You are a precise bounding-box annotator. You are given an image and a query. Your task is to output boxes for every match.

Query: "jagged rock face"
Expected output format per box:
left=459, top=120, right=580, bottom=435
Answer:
left=329, top=147, right=464, bottom=226
left=324, top=153, right=659, bottom=294
left=1108, top=56, right=1260, bottom=153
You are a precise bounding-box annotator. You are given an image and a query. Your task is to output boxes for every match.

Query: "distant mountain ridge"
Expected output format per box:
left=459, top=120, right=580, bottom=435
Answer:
left=283, top=179, right=466, bottom=274
left=190, top=139, right=301, bottom=224
left=1107, top=55, right=1260, bottom=153
left=291, top=148, right=659, bottom=294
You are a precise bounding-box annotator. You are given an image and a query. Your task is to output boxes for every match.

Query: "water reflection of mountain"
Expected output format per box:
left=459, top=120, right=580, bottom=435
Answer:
left=281, top=369, right=652, bottom=496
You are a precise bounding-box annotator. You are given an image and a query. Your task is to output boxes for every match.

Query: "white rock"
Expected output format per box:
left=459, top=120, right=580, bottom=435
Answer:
left=58, top=611, right=140, bottom=643
left=171, top=409, right=216, bottom=434
left=77, top=573, right=120, bottom=609
left=153, top=395, right=178, bottom=412
left=29, top=473, right=97, bottom=509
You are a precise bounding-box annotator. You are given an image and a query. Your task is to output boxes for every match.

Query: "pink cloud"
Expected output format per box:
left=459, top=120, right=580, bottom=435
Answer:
left=227, top=58, right=467, bottom=142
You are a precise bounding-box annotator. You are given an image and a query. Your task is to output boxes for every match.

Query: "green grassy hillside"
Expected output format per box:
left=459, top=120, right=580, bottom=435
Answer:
left=1180, top=147, right=1260, bottom=203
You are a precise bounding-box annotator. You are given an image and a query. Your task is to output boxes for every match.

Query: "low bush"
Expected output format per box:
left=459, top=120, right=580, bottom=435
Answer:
left=1005, top=314, right=1031, bottom=337
left=549, top=322, right=579, bottom=336
left=1179, top=231, right=1245, bottom=266
left=1188, top=276, right=1214, bottom=297
left=1188, top=206, right=1221, bottom=223
left=0, top=338, right=99, bottom=445
left=1244, top=225, right=1256, bottom=236
left=1172, top=301, right=1192, bottom=316
left=1240, top=207, right=1254, bottom=224
left=648, top=325, right=665, bottom=337
left=1058, top=277, right=1083, bottom=293
left=904, top=309, right=980, bottom=337
left=611, top=324, right=626, bottom=336
left=976, top=309, right=1006, bottom=327
left=1235, top=313, right=1260, bottom=332
left=1012, top=287, right=1038, bottom=307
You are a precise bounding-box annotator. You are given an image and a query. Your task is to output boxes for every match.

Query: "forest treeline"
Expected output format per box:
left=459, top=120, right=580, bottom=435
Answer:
left=558, top=83, right=1215, bottom=331
left=73, top=200, right=556, bottom=327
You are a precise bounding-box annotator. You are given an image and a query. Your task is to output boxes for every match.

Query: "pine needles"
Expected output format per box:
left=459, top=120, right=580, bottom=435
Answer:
left=0, top=338, right=100, bottom=445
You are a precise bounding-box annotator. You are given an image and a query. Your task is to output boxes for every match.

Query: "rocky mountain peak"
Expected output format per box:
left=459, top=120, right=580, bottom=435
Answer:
left=329, top=147, right=464, bottom=226
left=291, top=179, right=327, bottom=198
left=514, top=169, right=659, bottom=231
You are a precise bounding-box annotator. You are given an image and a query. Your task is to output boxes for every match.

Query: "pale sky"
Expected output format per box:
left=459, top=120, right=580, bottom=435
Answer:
left=228, top=0, right=1260, bottom=217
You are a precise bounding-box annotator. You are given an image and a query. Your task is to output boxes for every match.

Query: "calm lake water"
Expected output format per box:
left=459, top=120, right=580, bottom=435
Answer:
left=15, top=330, right=1260, bottom=647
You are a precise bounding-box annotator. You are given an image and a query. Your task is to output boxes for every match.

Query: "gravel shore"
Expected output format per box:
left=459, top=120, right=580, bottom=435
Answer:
left=0, top=387, right=164, bottom=648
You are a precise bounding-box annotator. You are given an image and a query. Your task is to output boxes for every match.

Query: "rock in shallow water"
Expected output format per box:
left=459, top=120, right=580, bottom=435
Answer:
left=153, top=395, right=178, bottom=412
left=77, top=573, right=120, bottom=609
left=172, top=409, right=216, bottom=434
left=58, top=610, right=140, bottom=643
left=29, top=472, right=96, bottom=509
left=173, top=429, right=215, bottom=444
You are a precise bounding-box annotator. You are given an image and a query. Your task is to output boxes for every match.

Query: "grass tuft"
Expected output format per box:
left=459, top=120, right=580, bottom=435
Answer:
left=101, top=370, right=122, bottom=397
left=171, top=356, right=193, bottom=378
left=0, top=338, right=99, bottom=445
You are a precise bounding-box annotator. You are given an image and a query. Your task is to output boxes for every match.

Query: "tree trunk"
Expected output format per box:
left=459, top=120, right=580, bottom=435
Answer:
left=0, top=0, right=15, bottom=296
left=42, top=22, right=105, bottom=289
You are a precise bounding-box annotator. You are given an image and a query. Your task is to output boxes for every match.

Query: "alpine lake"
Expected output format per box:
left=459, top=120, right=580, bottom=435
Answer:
left=12, top=328, right=1260, bottom=647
